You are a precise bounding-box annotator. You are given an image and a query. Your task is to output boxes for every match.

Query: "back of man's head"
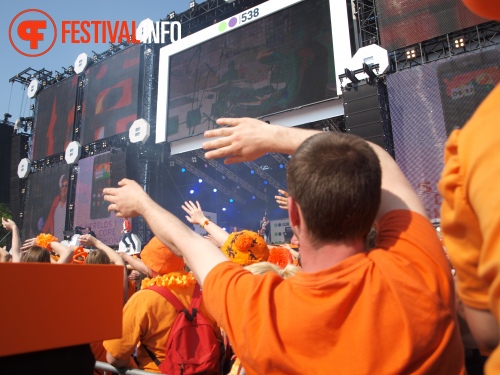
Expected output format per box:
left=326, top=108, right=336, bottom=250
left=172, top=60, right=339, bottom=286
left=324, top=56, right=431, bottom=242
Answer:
left=287, top=132, right=381, bottom=243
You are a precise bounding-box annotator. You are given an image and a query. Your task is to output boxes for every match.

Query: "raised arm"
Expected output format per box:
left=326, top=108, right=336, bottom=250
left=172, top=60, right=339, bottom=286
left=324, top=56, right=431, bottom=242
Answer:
left=2, top=218, right=21, bottom=263
left=368, top=143, right=427, bottom=220
left=181, top=200, right=229, bottom=246
left=118, top=252, right=150, bottom=277
left=50, top=242, right=74, bottom=264
left=203, top=117, right=319, bottom=164
left=104, top=179, right=228, bottom=286
left=204, top=118, right=426, bottom=218
left=275, top=189, right=289, bottom=210
left=79, top=234, right=125, bottom=267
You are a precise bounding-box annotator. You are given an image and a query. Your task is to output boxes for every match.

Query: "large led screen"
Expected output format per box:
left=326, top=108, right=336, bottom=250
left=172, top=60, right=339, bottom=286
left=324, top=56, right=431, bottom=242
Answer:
left=81, top=44, right=142, bottom=146
left=32, top=76, right=78, bottom=161
left=157, top=0, right=353, bottom=143
left=73, top=152, right=125, bottom=246
left=387, top=46, right=499, bottom=220
left=375, top=0, right=488, bottom=52
left=23, top=164, right=71, bottom=241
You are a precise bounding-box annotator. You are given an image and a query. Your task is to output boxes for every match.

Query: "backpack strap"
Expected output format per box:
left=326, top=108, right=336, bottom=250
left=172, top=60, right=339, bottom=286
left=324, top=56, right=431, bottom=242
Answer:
left=143, top=284, right=203, bottom=366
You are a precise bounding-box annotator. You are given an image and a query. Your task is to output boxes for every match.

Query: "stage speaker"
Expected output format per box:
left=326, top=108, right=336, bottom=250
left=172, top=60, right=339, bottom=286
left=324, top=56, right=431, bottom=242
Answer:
left=343, top=80, right=394, bottom=155
left=9, top=134, right=28, bottom=222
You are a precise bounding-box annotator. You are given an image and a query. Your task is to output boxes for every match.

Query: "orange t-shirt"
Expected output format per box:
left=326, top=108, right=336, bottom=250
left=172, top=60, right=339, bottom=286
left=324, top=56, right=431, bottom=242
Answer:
left=103, top=282, right=217, bottom=373
left=439, top=83, right=500, bottom=374
left=204, top=210, right=465, bottom=374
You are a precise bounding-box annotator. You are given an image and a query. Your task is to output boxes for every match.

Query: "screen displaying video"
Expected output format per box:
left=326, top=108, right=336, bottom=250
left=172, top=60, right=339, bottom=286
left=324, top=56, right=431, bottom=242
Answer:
left=81, top=44, right=142, bottom=145
left=73, top=152, right=125, bottom=246
left=375, top=0, right=487, bottom=51
left=22, top=164, right=71, bottom=241
left=165, top=0, right=336, bottom=142
left=32, top=76, right=78, bottom=160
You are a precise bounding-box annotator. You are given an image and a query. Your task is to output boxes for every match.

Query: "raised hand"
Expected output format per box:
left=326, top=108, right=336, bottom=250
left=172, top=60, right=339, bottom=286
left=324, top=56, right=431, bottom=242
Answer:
left=181, top=201, right=207, bottom=226
left=275, top=189, right=289, bottom=210
left=104, top=178, right=151, bottom=218
left=79, top=234, right=98, bottom=247
left=1, top=217, right=17, bottom=231
left=20, top=238, right=37, bottom=251
left=203, top=117, right=274, bottom=164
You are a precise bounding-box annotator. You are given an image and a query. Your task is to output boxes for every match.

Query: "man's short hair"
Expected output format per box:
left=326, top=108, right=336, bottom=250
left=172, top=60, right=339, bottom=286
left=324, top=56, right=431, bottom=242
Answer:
left=287, top=132, right=381, bottom=243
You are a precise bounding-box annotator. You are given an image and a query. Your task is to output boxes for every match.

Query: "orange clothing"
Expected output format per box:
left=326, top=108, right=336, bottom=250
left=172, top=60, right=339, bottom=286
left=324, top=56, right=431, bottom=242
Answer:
left=204, top=210, right=464, bottom=374
left=103, top=282, right=217, bottom=373
left=439, top=83, right=500, bottom=374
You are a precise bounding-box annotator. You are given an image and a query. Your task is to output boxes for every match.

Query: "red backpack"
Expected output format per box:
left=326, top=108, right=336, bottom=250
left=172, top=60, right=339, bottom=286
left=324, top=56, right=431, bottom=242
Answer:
left=145, top=284, right=221, bottom=375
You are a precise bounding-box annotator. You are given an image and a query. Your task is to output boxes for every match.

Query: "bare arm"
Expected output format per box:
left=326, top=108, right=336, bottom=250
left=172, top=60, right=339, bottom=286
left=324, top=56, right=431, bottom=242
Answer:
left=50, top=242, right=74, bottom=264
left=204, top=118, right=426, bottom=219
left=118, top=252, right=150, bottom=277
left=203, top=117, right=319, bottom=164
left=2, top=218, right=22, bottom=263
left=275, top=189, right=289, bottom=210
left=104, top=179, right=228, bottom=286
left=80, top=234, right=125, bottom=266
left=368, top=143, right=427, bottom=220
left=181, top=200, right=229, bottom=246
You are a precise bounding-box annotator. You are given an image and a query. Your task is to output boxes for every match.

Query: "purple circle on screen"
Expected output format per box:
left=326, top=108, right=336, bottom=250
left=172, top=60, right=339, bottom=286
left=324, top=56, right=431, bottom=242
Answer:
left=229, top=17, right=237, bottom=27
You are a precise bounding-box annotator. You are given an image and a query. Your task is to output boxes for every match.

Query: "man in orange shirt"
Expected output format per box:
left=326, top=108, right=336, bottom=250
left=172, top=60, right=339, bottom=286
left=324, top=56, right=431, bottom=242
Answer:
left=104, top=120, right=464, bottom=374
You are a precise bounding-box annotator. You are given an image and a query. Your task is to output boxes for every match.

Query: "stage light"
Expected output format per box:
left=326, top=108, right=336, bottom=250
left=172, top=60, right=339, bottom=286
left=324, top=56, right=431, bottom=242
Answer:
left=222, top=208, right=226, bottom=211
left=191, top=157, right=197, bottom=163
left=169, top=12, right=175, bottom=20
left=190, top=190, right=194, bottom=194
left=222, top=176, right=225, bottom=179
left=169, top=161, right=175, bottom=167
left=198, top=179, right=203, bottom=183
left=181, top=168, right=186, bottom=172
left=453, top=37, right=465, bottom=49
left=251, top=170, right=255, bottom=174
left=213, top=188, right=217, bottom=193
left=229, top=199, right=234, bottom=203
left=279, top=164, right=284, bottom=169
left=190, top=1, right=196, bottom=8
left=405, top=48, right=417, bottom=60
left=252, top=196, right=256, bottom=200
left=264, top=180, right=268, bottom=185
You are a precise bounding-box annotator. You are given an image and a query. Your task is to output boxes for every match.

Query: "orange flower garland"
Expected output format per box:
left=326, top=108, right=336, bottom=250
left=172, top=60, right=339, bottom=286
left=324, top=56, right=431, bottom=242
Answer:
left=36, top=233, right=58, bottom=251
left=141, top=271, right=196, bottom=290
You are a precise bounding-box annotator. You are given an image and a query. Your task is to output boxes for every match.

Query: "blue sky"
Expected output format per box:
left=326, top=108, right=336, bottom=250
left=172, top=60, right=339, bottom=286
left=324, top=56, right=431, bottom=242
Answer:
left=1, top=1, right=192, bottom=121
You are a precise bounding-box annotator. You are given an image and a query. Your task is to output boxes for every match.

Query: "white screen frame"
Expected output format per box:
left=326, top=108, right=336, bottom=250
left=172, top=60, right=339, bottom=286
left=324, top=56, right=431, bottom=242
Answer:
left=156, top=0, right=352, bottom=145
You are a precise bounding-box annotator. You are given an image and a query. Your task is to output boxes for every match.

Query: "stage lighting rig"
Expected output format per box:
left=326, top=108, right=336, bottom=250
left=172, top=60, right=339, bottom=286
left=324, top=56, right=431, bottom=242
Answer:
left=344, top=68, right=360, bottom=83
left=169, top=11, right=176, bottom=20
left=190, top=1, right=196, bottom=9
left=362, top=63, right=378, bottom=82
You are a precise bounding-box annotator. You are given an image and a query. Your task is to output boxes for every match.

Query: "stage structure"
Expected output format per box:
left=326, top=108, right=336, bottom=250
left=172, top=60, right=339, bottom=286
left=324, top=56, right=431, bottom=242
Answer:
left=7, top=0, right=500, bottom=244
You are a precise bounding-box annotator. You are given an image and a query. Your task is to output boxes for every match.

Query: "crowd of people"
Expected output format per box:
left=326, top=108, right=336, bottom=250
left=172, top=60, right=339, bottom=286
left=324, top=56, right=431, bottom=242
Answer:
left=1, top=0, right=499, bottom=374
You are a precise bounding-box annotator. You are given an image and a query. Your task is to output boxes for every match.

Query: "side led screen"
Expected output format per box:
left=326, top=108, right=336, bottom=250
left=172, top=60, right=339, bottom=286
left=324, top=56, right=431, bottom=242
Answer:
left=32, top=76, right=78, bottom=161
left=81, top=45, right=142, bottom=145
left=23, top=164, right=71, bottom=241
